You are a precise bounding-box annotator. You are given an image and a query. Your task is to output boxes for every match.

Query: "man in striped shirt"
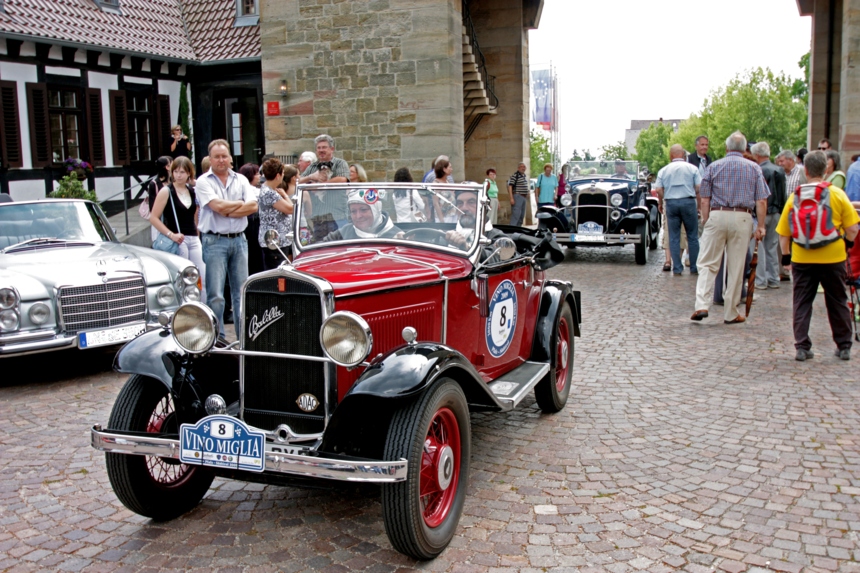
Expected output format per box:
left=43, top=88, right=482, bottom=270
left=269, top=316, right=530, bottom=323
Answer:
left=691, top=132, right=769, bottom=324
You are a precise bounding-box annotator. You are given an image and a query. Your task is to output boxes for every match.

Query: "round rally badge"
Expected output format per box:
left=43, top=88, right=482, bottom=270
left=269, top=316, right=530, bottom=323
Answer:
left=486, top=279, right=517, bottom=357
left=362, top=188, right=379, bottom=205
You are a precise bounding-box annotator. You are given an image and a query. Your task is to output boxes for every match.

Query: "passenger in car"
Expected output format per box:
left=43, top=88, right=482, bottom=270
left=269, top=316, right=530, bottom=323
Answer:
left=445, top=189, right=505, bottom=251
left=320, top=189, right=402, bottom=241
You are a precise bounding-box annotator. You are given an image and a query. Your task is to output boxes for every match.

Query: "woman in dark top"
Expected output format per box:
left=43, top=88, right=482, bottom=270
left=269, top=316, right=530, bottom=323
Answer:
left=148, top=156, right=206, bottom=302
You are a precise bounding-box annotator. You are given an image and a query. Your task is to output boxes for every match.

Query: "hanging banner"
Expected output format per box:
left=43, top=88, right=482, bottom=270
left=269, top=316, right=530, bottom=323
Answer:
left=532, top=69, right=552, bottom=131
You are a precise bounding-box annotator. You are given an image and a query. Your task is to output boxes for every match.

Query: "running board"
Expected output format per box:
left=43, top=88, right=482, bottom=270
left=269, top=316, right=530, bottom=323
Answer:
left=488, top=361, right=550, bottom=410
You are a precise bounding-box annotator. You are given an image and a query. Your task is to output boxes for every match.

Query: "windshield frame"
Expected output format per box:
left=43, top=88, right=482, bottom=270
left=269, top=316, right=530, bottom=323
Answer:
left=292, top=182, right=487, bottom=262
left=566, top=160, right=641, bottom=181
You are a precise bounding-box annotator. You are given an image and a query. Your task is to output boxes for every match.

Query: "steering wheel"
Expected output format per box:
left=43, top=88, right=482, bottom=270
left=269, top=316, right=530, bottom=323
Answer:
left=403, top=228, right=449, bottom=246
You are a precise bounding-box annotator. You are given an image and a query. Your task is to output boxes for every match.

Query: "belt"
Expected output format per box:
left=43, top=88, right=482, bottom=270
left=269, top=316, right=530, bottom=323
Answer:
left=205, top=231, right=243, bottom=238
left=712, top=206, right=752, bottom=214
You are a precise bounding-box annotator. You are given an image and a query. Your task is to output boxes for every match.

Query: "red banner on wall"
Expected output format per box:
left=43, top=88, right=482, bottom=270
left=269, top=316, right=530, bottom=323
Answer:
left=266, top=102, right=280, bottom=116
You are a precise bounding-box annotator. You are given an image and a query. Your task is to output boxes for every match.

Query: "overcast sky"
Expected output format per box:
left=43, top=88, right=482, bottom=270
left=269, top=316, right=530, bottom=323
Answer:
left=528, top=0, right=812, bottom=161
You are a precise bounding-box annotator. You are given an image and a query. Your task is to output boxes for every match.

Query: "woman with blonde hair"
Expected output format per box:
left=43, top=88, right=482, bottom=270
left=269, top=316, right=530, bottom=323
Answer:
left=349, top=164, right=368, bottom=183
left=148, top=156, right=206, bottom=302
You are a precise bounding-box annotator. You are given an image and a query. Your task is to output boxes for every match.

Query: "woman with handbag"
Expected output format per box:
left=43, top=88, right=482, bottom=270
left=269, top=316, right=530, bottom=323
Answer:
left=148, top=156, right=206, bottom=303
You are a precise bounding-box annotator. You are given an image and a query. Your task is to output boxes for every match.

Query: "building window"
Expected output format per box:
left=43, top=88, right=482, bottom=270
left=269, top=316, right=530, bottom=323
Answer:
left=235, top=0, right=259, bottom=26
left=127, top=92, right=152, bottom=163
left=94, top=0, right=121, bottom=14
left=48, top=87, right=82, bottom=164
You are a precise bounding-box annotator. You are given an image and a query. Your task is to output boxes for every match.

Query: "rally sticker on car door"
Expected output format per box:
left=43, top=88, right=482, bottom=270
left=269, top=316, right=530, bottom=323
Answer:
left=486, top=279, right=517, bottom=357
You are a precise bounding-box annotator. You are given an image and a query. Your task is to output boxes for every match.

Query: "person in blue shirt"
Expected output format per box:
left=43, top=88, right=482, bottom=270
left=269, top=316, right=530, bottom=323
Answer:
left=845, top=153, right=860, bottom=203
left=536, top=163, right=558, bottom=208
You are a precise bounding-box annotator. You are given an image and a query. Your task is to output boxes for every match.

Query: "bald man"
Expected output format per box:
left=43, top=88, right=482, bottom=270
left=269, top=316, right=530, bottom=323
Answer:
left=653, top=144, right=702, bottom=275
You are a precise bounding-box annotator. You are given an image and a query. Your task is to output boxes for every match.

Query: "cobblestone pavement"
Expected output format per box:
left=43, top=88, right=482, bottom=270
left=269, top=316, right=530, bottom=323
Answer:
left=2, top=245, right=860, bottom=573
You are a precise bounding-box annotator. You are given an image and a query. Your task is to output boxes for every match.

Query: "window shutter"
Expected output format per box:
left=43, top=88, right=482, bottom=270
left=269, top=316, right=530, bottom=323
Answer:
left=109, top=89, right=129, bottom=166
left=26, top=82, right=52, bottom=168
left=0, top=80, right=23, bottom=168
left=155, top=94, right=171, bottom=156
left=85, top=88, right=106, bottom=167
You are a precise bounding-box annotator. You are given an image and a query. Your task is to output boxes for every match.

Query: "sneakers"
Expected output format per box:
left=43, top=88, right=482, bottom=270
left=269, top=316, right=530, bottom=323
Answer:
left=795, top=349, right=814, bottom=361
left=835, top=348, right=851, bottom=361
left=767, top=283, right=780, bottom=289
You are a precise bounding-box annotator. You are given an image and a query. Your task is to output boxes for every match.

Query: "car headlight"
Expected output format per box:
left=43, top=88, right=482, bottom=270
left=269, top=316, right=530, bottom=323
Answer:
left=0, top=309, right=19, bottom=332
left=183, top=285, right=200, bottom=302
left=610, top=194, right=624, bottom=207
left=157, top=285, right=175, bottom=306
left=560, top=194, right=573, bottom=207
left=320, top=311, right=372, bottom=367
left=181, top=266, right=200, bottom=286
left=28, top=303, right=50, bottom=325
left=0, top=287, right=18, bottom=309
left=171, top=302, right=217, bottom=354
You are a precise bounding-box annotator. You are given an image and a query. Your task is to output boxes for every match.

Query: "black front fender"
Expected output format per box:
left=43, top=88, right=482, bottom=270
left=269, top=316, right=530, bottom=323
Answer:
left=531, top=281, right=581, bottom=363
left=113, top=329, right=183, bottom=390
left=319, top=343, right=503, bottom=459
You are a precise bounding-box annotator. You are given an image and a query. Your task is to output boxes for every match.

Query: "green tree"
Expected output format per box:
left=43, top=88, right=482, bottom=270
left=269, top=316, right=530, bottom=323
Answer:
left=634, top=122, right=674, bottom=174
left=567, top=148, right=595, bottom=162
left=599, top=141, right=629, bottom=161
left=530, top=129, right=553, bottom=177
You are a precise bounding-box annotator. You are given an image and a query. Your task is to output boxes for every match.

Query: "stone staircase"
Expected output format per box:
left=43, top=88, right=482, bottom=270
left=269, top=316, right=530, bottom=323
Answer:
left=462, top=3, right=497, bottom=142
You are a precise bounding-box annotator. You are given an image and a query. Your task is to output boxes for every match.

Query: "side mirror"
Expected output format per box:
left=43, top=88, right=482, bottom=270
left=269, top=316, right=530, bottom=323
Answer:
left=493, top=237, right=516, bottom=261
left=264, top=229, right=280, bottom=250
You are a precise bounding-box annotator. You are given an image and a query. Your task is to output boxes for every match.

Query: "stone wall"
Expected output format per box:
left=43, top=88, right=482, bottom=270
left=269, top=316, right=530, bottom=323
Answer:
left=808, top=0, right=843, bottom=150
left=260, top=0, right=465, bottom=181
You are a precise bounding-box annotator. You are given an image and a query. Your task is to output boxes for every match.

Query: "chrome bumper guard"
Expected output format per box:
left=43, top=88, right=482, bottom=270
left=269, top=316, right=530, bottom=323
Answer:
left=91, top=425, right=408, bottom=483
left=556, top=233, right=642, bottom=244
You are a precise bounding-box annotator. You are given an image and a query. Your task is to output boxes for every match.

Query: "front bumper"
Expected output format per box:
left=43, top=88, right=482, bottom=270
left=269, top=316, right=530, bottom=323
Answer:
left=0, top=320, right=160, bottom=357
left=91, top=425, right=408, bottom=483
left=555, top=233, right=641, bottom=245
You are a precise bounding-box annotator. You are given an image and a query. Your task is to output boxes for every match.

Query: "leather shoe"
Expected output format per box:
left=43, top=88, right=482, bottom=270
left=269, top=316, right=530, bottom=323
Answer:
left=835, top=348, right=851, bottom=361
left=796, top=349, right=814, bottom=361
left=724, top=315, right=745, bottom=324
left=690, top=310, right=708, bottom=321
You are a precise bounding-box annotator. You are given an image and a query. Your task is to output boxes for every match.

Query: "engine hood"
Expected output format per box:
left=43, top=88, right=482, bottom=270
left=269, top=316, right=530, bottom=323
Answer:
left=293, top=246, right=473, bottom=297
left=0, top=243, right=147, bottom=300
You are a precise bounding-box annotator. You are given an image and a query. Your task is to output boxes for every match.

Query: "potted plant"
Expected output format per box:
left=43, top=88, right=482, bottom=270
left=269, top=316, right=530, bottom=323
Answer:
left=62, top=157, right=94, bottom=181
left=51, top=174, right=97, bottom=202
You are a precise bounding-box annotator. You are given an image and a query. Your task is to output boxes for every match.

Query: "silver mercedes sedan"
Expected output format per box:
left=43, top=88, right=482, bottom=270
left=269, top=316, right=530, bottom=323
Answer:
left=0, top=199, right=200, bottom=357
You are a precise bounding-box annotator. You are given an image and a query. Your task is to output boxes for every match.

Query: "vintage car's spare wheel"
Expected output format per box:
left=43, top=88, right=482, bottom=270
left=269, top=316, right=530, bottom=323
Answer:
left=534, top=302, right=574, bottom=413
left=635, top=221, right=648, bottom=265
left=382, top=378, right=470, bottom=560
left=105, top=374, right=214, bottom=520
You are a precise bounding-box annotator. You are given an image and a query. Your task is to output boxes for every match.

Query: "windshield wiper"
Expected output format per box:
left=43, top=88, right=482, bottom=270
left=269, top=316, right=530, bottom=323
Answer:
left=1, top=238, right=93, bottom=254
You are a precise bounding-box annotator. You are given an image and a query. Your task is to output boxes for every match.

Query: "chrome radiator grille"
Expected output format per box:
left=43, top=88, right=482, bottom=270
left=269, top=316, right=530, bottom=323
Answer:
left=576, top=192, right=609, bottom=229
left=242, top=275, right=327, bottom=434
left=58, top=277, right=147, bottom=334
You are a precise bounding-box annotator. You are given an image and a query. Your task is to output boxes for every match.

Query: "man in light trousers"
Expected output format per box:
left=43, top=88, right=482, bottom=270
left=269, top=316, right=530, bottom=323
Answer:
left=691, top=132, right=769, bottom=324
left=751, top=141, right=786, bottom=289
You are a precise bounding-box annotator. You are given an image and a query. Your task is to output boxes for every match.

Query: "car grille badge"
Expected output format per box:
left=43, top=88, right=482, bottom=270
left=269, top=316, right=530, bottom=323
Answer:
left=296, top=393, right=319, bottom=413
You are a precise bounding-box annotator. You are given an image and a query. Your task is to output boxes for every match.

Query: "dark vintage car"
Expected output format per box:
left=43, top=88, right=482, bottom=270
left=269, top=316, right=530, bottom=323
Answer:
left=91, top=182, right=581, bottom=560
left=538, top=160, right=660, bottom=264
left=0, top=199, right=201, bottom=357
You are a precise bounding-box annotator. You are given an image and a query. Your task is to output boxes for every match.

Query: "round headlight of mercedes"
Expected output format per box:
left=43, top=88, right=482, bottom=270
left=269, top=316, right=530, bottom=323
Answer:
left=181, top=266, right=200, bottom=286
left=560, top=194, right=573, bottom=207
left=319, top=311, right=372, bottom=367
left=0, top=309, right=19, bottom=331
left=171, top=303, right=217, bottom=354
left=183, top=285, right=200, bottom=302
left=157, top=285, right=175, bottom=306
left=28, top=303, right=50, bottom=325
left=0, top=288, right=18, bottom=309
left=610, top=193, right=624, bottom=207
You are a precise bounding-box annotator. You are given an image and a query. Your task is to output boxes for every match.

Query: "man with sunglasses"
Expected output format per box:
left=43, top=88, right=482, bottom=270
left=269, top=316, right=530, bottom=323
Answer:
left=818, top=138, right=832, bottom=151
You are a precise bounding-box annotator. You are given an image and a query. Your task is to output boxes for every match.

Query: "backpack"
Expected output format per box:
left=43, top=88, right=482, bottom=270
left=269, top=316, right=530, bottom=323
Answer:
left=789, top=181, right=841, bottom=249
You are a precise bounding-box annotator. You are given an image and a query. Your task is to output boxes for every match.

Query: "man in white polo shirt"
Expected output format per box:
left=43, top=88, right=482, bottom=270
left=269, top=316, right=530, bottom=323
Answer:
left=196, top=139, right=258, bottom=337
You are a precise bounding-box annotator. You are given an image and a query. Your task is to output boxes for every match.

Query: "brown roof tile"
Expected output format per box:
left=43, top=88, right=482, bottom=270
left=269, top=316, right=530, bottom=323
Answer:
left=0, top=0, right=259, bottom=63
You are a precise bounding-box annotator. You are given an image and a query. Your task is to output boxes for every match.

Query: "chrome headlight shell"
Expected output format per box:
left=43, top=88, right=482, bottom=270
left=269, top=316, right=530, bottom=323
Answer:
left=171, top=302, right=217, bottom=354
left=610, top=193, right=624, bottom=207
left=28, top=302, right=51, bottom=326
left=320, top=311, right=372, bottom=367
left=0, top=309, right=19, bottom=332
left=560, top=194, right=573, bottom=207
left=157, top=285, right=175, bottom=306
left=0, top=287, right=19, bottom=310
left=181, top=266, right=200, bottom=286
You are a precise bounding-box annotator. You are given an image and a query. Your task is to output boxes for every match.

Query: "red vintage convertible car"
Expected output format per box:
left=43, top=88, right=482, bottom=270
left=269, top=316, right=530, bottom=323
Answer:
left=91, top=182, right=580, bottom=560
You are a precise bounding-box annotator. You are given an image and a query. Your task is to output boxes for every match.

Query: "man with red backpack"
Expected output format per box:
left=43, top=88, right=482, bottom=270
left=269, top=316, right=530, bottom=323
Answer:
left=777, top=150, right=860, bottom=361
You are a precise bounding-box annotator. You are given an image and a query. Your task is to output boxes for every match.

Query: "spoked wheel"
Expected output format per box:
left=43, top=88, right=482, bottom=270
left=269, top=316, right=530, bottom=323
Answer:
left=635, top=221, right=648, bottom=265
left=382, top=379, right=470, bottom=560
left=105, top=375, right=214, bottom=520
left=534, top=302, right=574, bottom=413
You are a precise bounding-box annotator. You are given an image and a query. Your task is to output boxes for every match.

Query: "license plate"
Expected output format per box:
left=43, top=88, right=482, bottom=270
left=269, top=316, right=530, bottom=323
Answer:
left=180, top=415, right=266, bottom=472
left=78, top=323, right=146, bottom=348
left=573, top=234, right=605, bottom=242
